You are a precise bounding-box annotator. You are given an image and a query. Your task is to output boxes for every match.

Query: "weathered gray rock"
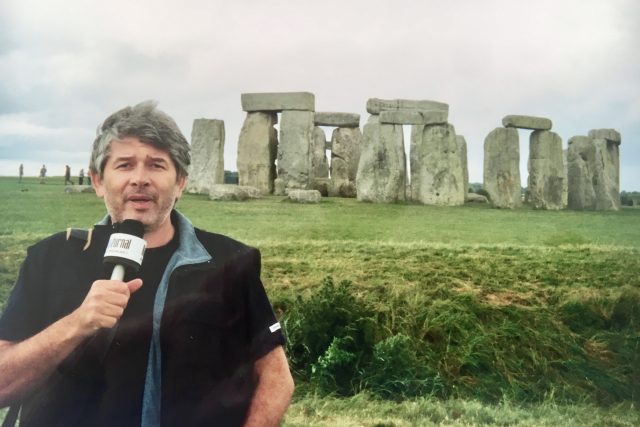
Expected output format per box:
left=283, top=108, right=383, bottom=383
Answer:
left=527, top=130, right=566, bottom=210
left=314, top=112, right=360, bottom=128
left=356, top=115, right=406, bottom=203
left=502, top=115, right=552, bottom=130
left=310, top=127, right=329, bottom=182
left=309, top=177, right=330, bottom=197
left=567, top=135, right=620, bottom=211
left=366, top=98, right=449, bottom=115
left=64, top=185, right=95, bottom=194
left=457, top=135, right=469, bottom=197
left=379, top=110, right=448, bottom=125
left=276, top=110, right=314, bottom=194
left=187, top=119, right=225, bottom=194
left=237, top=112, right=278, bottom=194
left=241, top=92, right=315, bottom=112
left=465, top=193, right=489, bottom=203
left=410, top=124, right=465, bottom=205
left=483, top=127, right=522, bottom=208
left=567, top=136, right=598, bottom=210
left=329, top=127, right=362, bottom=198
left=588, top=128, right=621, bottom=144
left=208, top=184, right=261, bottom=201
left=593, top=138, right=621, bottom=210
left=288, top=189, right=322, bottom=203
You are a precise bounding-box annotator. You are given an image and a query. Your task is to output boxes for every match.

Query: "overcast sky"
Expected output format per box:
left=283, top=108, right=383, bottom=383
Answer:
left=1, top=0, right=638, bottom=190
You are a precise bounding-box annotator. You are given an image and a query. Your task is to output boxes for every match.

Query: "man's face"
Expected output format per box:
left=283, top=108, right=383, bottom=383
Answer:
left=92, top=137, right=186, bottom=235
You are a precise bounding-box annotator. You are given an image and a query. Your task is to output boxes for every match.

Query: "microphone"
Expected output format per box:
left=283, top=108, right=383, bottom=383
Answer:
left=103, top=219, right=147, bottom=280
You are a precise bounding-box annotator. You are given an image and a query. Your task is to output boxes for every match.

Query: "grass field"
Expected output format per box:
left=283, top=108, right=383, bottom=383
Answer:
left=0, top=176, right=639, bottom=426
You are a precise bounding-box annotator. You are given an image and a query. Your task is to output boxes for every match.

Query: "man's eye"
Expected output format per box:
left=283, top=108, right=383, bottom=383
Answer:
left=152, top=163, right=166, bottom=169
left=116, top=163, right=130, bottom=169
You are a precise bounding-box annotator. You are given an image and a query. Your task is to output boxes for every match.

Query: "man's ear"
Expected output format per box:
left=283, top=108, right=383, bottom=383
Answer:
left=90, top=171, right=105, bottom=198
left=175, top=175, right=187, bottom=200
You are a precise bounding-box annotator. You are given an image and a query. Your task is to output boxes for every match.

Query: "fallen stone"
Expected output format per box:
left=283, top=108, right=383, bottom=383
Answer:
left=237, top=112, right=278, bottom=194
left=483, top=127, right=522, bottom=208
left=502, top=115, right=552, bottom=130
left=527, top=130, right=565, bottom=210
left=314, top=112, right=360, bottom=128
left=465, top=193, right=489, bottom=203
left=64, top=185, right=95, bottom=194
left=379, top=110, right=448, bottom=125
left=241, top=92, right=315, bottom=112
left=588, top=128, right=621, bottom=144
left=410, top=123, right=465, bottom=206
left=288, top=189, right=322, bottom=203
left=366, top=98, right=449, bottom=115
left=187, top=119, right=225, bottom=194
left=356, top=115, right=406, bottom=203
left=208, top=184, right=261, bottom=201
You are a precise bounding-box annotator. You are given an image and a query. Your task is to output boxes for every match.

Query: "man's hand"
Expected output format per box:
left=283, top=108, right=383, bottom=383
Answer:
left=71, top=278, right=143, bottom=337
left=0, top=278, right=142, bottom=406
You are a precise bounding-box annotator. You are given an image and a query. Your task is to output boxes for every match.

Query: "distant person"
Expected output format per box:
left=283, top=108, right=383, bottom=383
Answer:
left=39, top=164, right=47, bottom=184
left=64, top=165, right=73, bottom=185
left=78, top=168, right=85, bottom=185
left=18, top=164, right=23, bottom=183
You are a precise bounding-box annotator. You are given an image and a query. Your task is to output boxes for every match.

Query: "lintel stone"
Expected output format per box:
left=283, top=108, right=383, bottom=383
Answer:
left=366, top=98, right=449, bottom=115
left=502, top=115, right=552, bottom=130
left=314, top=112, right=360, bottom=127
left=241, top=92, right=315, bottom=112
left=588, top=128, right=621, bottom=144
left=379, top=110, right=448, bottom=125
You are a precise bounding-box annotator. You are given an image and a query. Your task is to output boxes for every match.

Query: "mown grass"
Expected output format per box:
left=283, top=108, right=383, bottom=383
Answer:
left=0, top=176, right=639, bottom=425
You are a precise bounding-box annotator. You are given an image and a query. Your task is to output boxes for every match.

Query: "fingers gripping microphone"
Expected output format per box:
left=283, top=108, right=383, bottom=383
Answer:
left=104, top=219, right=147, bottom=280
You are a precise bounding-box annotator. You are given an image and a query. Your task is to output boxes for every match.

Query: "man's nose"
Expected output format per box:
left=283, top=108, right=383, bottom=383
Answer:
left=130, top=165, right=150, bottom=186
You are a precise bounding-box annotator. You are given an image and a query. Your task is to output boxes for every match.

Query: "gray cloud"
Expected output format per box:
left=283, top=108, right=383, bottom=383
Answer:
left=1, top=0, right=638, bottom=189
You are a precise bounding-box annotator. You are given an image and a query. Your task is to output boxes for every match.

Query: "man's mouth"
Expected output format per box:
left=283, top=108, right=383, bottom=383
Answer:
left=126, top=194, right=154, bottom=207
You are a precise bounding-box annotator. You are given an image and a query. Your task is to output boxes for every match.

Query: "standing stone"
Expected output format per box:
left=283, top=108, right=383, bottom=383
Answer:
left=593, top=138, right=621, bottom=210
left=237, top=112, right=278, bottom=194
left=567, top=135, right=620, bottom=211
left=329, top=127, right=362, bottom=198
left=588, top=128, right=621, bottom=144
left=483, top=127, right=521, bottom=208
left=310, top=126, right=329, bottom=181
left=276, top=110, right=314, bottom=194
left=410, top=124, right=465, bottom=205
left=186, top=119, right=225, bottom=194
left=457, top=135, right=469, bottom=198
left=567, top=136, right=598, bottom=210
left=356, top=115, right=406, bottom=203
left=527, top=130, right=565, bottom=210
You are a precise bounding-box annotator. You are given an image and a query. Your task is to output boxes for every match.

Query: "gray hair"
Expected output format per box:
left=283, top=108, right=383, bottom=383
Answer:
left=90, top=101, right=190, bottom=179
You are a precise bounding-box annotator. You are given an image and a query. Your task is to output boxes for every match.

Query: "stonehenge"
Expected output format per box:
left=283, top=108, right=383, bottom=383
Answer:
left=189, top=91, right=623, bottom=211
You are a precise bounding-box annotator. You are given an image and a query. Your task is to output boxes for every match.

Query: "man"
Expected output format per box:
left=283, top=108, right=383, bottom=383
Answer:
left=38, top=164, right=46, bottom=184
left=0, top=101, right=294, bottom=426
left=18, top=164, right=23, bottom=183
left=64, top=165, right=73, bottom=185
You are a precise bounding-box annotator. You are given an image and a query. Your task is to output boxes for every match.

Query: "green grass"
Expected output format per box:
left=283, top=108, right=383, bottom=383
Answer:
left=1, top=177, right=639, bottom=425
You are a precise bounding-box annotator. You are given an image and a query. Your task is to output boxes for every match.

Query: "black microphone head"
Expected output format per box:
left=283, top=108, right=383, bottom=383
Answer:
left=103, top=219, right=147, bottom=272
left=117, top=219, right=145, bottom=238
